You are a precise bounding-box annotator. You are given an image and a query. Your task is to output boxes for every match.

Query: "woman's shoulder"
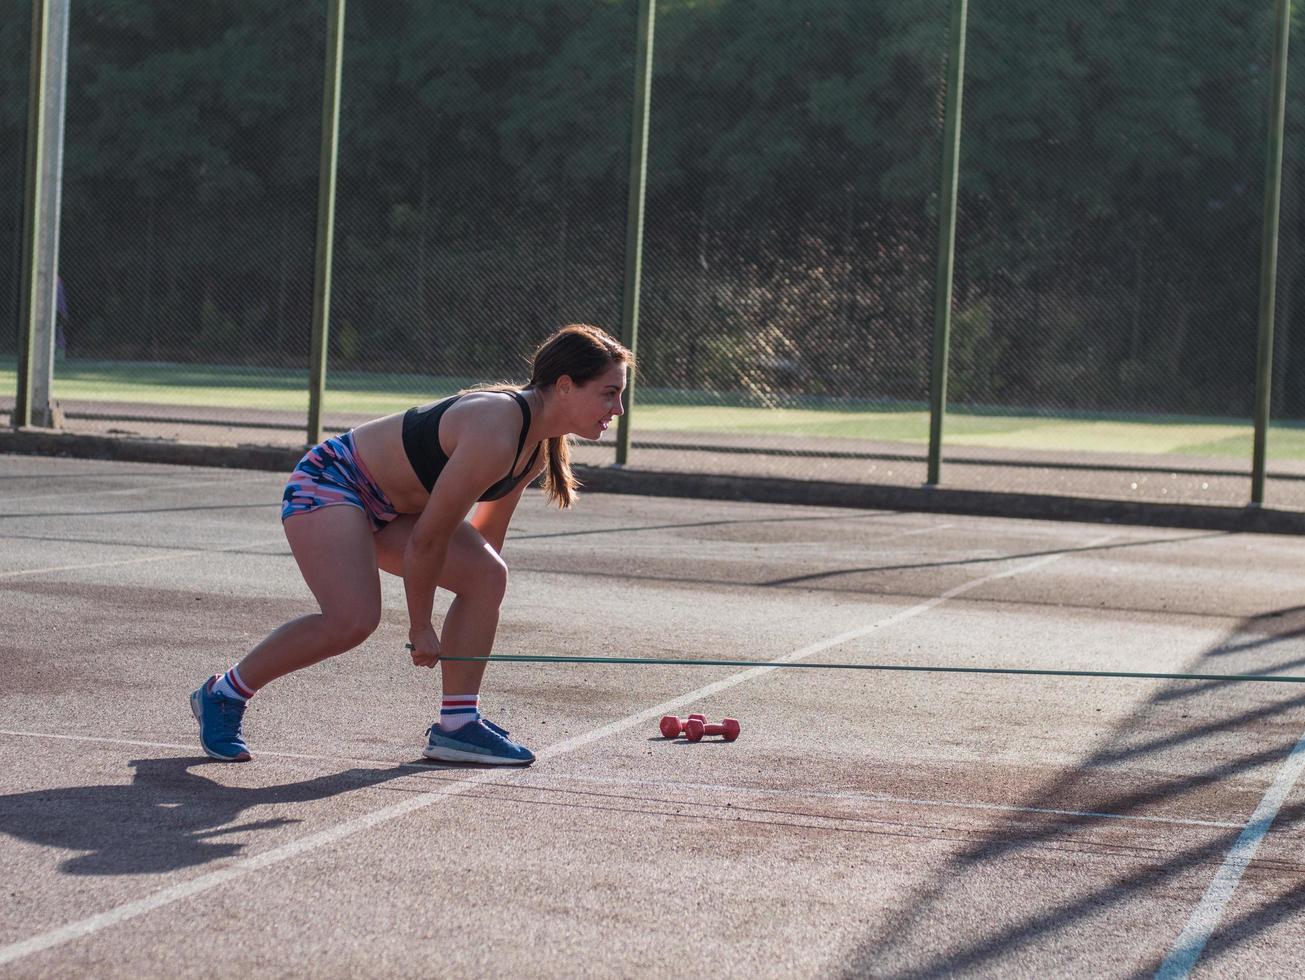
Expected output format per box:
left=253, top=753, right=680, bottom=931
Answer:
left=408, top=389, right=514, bottom=416
left=442, top=391, right=523, bottom=450
left=455, top=387, right=521, bottom=403
left=446, top=389, right=522, bottom=419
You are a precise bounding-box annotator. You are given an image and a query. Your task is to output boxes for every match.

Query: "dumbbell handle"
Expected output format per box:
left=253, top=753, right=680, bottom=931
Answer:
left=684, top=718, right=741, bottom=742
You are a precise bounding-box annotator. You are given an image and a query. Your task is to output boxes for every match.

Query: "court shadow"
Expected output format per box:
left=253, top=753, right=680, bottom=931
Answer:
left=836, top=602, right=1305, bottom=978
left=0, top=756, right=414, bottom=876
left=513, top=510, right=904, bottom=542
left=0, top=503, right=270, bottom=520
left=1204, top=605, right=1305, bottom=658
left=845, top=801, right=1305, bottom=980
left=759, top=531, right=1227, bottom=588
left=1193, top=873, right=1305, bottom=977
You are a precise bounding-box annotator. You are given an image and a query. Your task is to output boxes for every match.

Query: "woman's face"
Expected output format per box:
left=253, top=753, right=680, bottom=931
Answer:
left=564, top=362, right=627, bottom=440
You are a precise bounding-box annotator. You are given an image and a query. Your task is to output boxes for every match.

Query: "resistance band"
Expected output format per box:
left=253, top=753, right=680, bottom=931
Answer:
left=404, top=647, right=1305, bottom=685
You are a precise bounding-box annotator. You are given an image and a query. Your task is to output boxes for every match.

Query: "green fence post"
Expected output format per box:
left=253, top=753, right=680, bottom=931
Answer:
left=15, top=0, right=56, bottom=428
left=615, top=0, right=656, bottom=466
left=1252, top=0, right=1293, bottom=506
left=307, top=0, right=346, bottom=447
left=926, top=0, right=969, bottom=487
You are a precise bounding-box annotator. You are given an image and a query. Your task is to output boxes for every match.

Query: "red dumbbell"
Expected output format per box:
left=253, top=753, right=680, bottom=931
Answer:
left=685, top=718, right=741, bottom=742
left=660, top=713, right=707, bottom=738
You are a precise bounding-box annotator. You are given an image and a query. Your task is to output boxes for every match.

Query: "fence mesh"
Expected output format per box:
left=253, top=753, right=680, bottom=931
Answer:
left=6, top=0, right=1305, bottom=510
left=951, top=2, right=1268, bottom=444
left=2, top=5, right=33, bottom=361
left=329, top=0, right=633, bottom=441
left=47, top=1, right=324, bottom=437
left=1269, top=5, right=1305, bottom=503
left=636, top=0, right=947, bottom=483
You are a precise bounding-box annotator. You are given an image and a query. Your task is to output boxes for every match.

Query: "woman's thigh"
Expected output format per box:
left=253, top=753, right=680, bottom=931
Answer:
left=282, top=504, right=382, bottom=620
left=373, top=516, right=506, bottom=597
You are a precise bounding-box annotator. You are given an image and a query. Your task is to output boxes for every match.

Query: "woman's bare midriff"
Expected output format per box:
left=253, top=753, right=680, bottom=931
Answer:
left=351, top=413, right=431, bottom=514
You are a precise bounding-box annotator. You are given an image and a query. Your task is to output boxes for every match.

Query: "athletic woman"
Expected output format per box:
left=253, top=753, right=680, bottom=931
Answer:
left=191, top=324, right=632, bottom=765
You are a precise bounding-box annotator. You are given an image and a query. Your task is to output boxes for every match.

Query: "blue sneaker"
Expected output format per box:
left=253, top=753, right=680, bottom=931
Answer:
left=190, top=675, right=252, bottom=762
left=422, top=719, right=535, bottom=765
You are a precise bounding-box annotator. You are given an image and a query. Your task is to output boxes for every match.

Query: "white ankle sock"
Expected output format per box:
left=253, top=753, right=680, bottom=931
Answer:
left=439, top=694, right=480, bottom=732
left=213, top=666, right=254, bottom=702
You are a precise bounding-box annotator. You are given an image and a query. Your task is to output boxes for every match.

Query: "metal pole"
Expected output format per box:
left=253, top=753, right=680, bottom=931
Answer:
left=15, top=0, right=69, bottom=430
left=1251, top=0, right=1292, bottom=506
left=925, top=0, right=969, bottom=487
left=307, top=0, right=345, bottom=446
left=34, top=0, right=69, bottom=427
left=615, top=0, right=656, bottom=466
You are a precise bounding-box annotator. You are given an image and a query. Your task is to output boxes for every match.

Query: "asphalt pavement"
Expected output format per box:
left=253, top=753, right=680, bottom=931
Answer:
left=3, top=454, right=1305, bottom=977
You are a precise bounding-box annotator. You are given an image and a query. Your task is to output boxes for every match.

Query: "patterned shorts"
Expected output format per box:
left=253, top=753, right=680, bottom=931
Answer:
left=281, top=430, right=399, bottom=532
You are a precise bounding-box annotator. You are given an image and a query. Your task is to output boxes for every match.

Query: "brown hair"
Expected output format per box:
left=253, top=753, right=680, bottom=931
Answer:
left=463, top=323, right=634, bottom=509
left=529, top=324, right=633, bottom=508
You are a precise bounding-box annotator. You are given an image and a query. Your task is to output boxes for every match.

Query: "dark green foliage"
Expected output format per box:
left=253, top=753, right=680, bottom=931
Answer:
left=1, top=2, right=33, bottom=356
left=1, top=0, right=1303, bottom=416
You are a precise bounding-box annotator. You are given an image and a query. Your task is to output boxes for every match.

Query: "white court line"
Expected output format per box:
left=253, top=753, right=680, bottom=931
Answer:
left=0, top=473, right=273, bottom=505
left=0, top=530, right=1113, bottom=968
left=0, top=536, right=287, bottom=580
left=900, top=523, right=954, bottom=534
left=0, top=728, right=1238, bottom=831
left=1153, top=729, right=1305, bottom=979
left=878, top=522, right=955, bottom=541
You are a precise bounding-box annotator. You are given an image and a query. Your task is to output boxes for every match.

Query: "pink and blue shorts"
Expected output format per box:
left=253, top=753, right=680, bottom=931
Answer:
left=281, top=430, right=399, bottom=532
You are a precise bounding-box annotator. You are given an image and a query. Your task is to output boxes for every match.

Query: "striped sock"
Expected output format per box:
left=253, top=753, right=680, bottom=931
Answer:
left=212, top=665, right=255, bottom=702
left=439, top=694, right=481, bottom=732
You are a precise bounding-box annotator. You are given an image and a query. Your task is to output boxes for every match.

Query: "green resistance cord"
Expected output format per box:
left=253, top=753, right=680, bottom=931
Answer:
left=404, top=648, right=1305, bottom=685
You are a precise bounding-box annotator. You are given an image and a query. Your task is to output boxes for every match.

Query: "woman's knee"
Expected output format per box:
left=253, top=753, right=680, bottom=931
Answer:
left=322, top=605, right=382, bottom=649
left=460, top=551, right=509, bottom=605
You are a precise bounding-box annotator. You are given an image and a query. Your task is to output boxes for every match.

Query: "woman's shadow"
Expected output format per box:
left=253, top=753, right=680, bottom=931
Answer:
left=0, top=756, right=417, bottom=875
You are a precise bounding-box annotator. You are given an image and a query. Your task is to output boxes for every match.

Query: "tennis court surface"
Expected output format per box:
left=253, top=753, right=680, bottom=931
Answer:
left=4, top=453, right=1305, bottom=978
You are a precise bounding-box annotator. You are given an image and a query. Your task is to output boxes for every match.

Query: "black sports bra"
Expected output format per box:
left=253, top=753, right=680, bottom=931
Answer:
left=401, top=390, right=541, bottom=500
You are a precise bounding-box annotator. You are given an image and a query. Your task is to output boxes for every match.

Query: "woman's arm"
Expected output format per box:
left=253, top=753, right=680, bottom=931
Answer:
left=403, top=416, right=516, bottom=664
left=470, top=456, right=549, bottom=554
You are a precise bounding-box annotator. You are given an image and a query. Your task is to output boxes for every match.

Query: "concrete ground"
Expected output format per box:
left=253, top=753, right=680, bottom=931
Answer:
left=3, top=454, right=1305, bottom=977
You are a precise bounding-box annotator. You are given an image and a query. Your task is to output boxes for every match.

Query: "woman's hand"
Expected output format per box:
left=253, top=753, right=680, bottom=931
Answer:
left=407, top=625, right=442, bottom=668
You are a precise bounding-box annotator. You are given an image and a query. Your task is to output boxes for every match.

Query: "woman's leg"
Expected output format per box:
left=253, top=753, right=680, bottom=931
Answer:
left=236, top=504, right=384, bottom=690
left=373, top=517, right=507, bottom=696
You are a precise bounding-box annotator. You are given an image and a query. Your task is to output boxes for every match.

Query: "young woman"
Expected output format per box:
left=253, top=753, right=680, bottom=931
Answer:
left=191, top=323, right=633, bottom=765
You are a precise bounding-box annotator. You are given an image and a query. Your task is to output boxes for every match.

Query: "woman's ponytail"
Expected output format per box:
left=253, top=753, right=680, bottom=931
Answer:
left=540, top=435, right=577, bottom=509
left=529, top=324, right=633, bottom=509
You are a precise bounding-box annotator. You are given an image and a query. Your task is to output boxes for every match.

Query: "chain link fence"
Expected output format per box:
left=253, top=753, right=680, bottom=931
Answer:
left=636, top=0, right=945, bottom=485
left=48, top=2, right=324, bottom=435
left=2, top=5, right=34, bottom=358
left=1272, top=3, right=1305, bottom=496
left=332, top=0, right=632, bottom=387
left=952, top=3, right=1266, bottom=425
left=5, top=0, right=1305, bottom=511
